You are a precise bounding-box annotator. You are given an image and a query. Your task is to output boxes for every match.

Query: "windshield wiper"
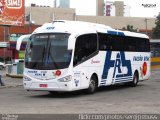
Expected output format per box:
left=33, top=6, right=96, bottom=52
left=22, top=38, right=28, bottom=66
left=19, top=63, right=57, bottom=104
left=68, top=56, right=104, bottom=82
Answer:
left=31, top=45, right=46, bottom=69
left=48, top=44, right=58, bottom=68
left=42, top=45, right=46, bottom=63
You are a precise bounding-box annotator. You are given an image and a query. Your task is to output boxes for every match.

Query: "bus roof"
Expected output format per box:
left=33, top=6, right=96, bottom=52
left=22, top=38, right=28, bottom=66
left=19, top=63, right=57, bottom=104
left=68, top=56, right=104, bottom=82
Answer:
left=33, top=20, right=149, bottom=39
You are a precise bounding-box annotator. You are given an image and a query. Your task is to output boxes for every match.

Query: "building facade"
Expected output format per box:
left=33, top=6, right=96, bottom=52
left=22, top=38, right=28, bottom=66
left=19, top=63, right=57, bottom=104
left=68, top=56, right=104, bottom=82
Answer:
left=104, top=1, right=115, bottom=16
left=104, top=1, right=130, bottom=17
left=96, top=0, right=104, bottom=16
left=114, top=1, right=124, bottom=16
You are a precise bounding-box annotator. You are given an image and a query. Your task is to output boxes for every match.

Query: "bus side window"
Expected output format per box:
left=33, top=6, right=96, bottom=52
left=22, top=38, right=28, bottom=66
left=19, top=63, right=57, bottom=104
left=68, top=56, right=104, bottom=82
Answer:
left=74, top=34, right=97, bottom=66
left=98, top=33, right=113, bottom=51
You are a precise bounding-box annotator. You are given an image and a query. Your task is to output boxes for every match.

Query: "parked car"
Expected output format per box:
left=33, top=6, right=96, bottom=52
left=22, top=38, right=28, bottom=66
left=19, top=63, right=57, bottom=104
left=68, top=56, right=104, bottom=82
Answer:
left=0, top=62, right=6, bottom=70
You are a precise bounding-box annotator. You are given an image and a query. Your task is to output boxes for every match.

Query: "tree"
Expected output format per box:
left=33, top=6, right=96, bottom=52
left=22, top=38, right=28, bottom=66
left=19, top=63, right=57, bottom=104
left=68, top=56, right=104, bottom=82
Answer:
left=122, top=25, right=138, bottom=32
left=152, top=13, right=160, bottom=39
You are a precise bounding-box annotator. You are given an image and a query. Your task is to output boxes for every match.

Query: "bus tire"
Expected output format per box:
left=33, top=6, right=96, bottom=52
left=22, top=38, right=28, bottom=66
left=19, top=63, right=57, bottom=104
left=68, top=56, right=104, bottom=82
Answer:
left=86, top=75, right=98, bottom=94
left=130, top=72, right=139, bottom=87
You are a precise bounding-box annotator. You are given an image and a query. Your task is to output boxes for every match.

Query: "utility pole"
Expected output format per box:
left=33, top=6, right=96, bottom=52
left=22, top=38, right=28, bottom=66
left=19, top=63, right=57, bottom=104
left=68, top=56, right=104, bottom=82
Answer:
left=3, top=25, right=9, bottom=63
left=26, top=12, right=35, bottom=34
left=144, top=18, right=149, bottom=35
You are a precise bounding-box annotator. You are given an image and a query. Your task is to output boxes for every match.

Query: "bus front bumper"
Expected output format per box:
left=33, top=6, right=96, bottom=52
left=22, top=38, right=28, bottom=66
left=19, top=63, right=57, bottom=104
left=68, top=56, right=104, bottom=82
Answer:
left=23, top=81, right=73, bottom=92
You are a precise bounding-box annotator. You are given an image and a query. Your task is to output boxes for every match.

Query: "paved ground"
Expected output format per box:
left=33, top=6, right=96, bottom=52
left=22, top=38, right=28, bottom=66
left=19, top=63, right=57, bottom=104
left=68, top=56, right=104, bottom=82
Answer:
left=0, top=69, right=22, bottom=88
left=0, top=69, right=160, bottom=115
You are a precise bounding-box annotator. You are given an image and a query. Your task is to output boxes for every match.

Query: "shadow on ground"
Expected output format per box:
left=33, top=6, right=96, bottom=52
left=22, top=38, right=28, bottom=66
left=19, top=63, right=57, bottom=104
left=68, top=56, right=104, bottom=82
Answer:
left=28, top=83, right=144, bottom=99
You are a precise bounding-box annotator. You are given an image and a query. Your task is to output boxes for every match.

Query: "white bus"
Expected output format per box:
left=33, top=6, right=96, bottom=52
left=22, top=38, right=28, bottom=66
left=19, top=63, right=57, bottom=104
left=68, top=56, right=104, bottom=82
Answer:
left=23, top=20, right=150, bottom=94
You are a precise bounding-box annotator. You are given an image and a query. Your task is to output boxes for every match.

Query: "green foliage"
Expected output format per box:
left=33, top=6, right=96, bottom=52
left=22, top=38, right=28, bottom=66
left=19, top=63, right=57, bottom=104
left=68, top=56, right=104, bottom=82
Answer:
left=152, top=13, right=160, bottom=39
left=122, top=25, right=138, bottom=32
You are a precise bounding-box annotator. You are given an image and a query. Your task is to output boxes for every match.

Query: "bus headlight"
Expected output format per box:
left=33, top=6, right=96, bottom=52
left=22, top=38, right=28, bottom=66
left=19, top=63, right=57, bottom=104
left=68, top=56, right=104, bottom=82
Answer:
left=58, top=75, right=72, bottom=82
left=23, top=75, right=32, bottom=81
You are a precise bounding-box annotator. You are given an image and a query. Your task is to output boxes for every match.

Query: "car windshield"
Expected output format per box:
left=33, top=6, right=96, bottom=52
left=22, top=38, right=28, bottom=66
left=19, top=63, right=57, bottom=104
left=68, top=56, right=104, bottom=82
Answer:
left=25, top=33, right=72, bottom=70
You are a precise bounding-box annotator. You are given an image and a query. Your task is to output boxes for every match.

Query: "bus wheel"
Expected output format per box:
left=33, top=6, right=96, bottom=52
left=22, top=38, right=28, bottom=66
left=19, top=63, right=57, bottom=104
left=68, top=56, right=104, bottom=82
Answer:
left=86, top=75, right=98, bottom=94
left=130, top=73, right=139, bottom=87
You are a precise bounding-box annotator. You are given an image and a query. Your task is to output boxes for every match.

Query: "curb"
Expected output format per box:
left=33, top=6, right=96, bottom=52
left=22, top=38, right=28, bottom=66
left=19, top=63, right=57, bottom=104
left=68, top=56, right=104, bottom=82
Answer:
left=6, top=74, right=23, bottom=78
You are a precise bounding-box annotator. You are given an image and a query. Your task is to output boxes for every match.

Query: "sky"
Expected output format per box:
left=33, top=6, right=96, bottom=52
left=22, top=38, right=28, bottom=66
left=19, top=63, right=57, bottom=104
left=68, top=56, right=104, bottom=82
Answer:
left=25, top=0, right=160, bottom=18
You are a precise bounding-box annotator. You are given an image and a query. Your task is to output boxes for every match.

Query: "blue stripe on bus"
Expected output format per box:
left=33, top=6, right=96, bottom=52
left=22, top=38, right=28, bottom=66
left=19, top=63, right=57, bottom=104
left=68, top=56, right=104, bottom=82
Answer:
left=100, top=77, right=133, bottom=85
left=107, top=30, right=125, bottom=36
left=115, top=79, right=132, bottom=83
left=115, top=78, right=132, bottom=81
left=101, top=80, right=107, bottom=82
left=100, top=80, right=107, bottom=83
left=100, top=82, right=106, bottom=84
left=100, top=83, right=107, bottom=86
left=115, top=76, right=133, bottom=80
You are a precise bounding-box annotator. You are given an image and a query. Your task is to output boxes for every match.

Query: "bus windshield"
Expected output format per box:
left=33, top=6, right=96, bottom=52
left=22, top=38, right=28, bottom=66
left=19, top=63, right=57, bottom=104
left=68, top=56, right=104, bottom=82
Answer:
left=25, top=33, right=72, bottom=70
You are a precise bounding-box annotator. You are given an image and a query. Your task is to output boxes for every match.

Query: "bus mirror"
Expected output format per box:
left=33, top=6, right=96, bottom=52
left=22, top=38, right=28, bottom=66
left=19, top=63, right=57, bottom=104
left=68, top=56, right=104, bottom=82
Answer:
left=16, top=34, right=31, bottom=51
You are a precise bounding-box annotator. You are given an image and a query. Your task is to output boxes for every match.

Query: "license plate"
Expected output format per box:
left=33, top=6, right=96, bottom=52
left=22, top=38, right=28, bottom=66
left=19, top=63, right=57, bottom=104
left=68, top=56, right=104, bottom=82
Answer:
left=39, top=84, right=48, bottom=88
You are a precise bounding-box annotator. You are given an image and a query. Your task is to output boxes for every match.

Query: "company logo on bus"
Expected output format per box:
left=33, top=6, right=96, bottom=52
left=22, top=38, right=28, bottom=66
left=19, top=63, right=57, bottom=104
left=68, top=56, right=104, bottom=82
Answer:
left=55, top=70, right=61, bottom=76
left=142, top=62, right=147, bottom=76
left=102, top=51, right=132, bottom=80
left=6, top=0, right=22, bottom=9
left=91, top=59, right=100, bottom=64
left=53, top=70, right=62, bottom=77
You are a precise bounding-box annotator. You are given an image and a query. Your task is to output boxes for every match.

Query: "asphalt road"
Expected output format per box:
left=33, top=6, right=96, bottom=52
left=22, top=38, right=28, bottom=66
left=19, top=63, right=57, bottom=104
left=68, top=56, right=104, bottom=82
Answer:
left=0, top=70, right=160, bottom=115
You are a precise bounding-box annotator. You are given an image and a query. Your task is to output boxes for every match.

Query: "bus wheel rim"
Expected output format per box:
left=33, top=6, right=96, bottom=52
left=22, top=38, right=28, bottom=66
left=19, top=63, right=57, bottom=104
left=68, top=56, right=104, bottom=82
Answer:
left=90, top=80, right=95, bottom=91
